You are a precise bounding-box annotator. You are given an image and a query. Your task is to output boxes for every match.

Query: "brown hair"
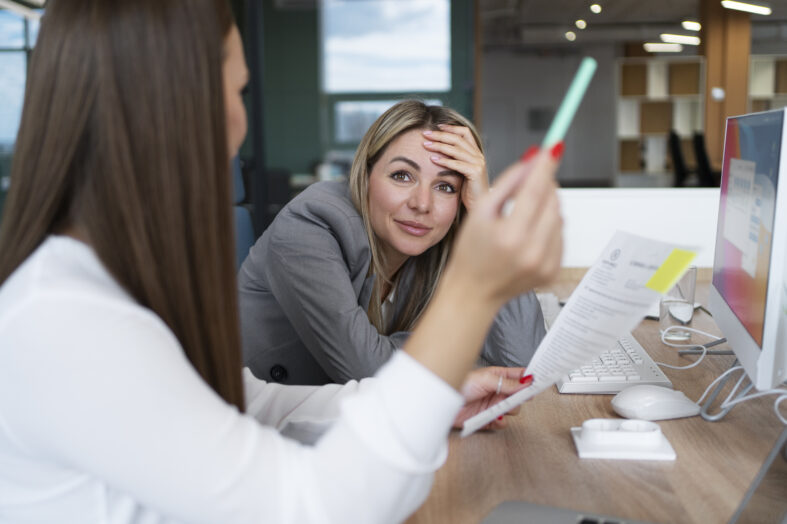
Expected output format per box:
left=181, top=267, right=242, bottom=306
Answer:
left=348, top=100, right=483, bottom=334
left=0, top=0, right=245, bottom=410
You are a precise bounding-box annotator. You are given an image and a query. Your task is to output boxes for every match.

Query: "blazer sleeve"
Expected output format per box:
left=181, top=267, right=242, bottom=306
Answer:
left=479, top=292, right=547, bottom=367
left=262, top=200, right=409, bottom=382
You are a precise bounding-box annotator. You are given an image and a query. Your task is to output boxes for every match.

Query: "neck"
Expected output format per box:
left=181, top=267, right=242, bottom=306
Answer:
left=380, top=248, right=408, bottom=281
left=57, top=223, right=91, bottom=245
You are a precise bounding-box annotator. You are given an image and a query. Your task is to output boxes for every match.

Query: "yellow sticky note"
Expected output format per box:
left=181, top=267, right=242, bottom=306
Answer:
left=646, top=248, right=697, bottom=294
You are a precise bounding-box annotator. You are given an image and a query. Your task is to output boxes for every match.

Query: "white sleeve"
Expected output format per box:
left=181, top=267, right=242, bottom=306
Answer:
left=0, top=296, right=463, bottom=524
left=243, top=368, right=373, bottom=445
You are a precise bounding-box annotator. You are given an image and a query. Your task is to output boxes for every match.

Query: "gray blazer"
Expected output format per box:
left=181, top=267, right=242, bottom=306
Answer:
left=238, top=181, right=546, bottom=385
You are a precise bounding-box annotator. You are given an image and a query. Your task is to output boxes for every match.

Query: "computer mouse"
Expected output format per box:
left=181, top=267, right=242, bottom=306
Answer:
left=611, top=384, right=700, bottom=421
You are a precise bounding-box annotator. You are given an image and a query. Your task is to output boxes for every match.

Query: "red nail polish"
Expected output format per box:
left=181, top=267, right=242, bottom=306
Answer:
left=519, top=374, right=534, bottom=384
left=550, top=141, right=565, bottom=160
left=520, top=145, right=539, bottom=162
left=497, top=416, right=504, bottom=421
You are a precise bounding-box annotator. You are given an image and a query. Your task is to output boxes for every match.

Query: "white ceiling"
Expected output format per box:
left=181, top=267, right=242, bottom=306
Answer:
left=480, top=0, right=787, bottom=49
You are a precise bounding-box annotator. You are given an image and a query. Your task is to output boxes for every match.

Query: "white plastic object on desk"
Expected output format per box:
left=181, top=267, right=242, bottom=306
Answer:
left=570, top=418, right=676, bottom=461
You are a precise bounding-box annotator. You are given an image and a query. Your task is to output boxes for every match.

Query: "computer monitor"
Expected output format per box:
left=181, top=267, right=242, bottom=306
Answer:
left=708, top=108, right=787, bottom=391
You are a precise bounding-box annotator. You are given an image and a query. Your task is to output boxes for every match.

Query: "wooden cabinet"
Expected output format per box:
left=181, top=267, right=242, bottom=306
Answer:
left=616, top=58, right=704, bottom=187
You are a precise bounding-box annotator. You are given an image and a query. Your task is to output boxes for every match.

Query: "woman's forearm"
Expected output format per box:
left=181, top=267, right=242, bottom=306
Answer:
left=404, top=267, right=503, bottom=390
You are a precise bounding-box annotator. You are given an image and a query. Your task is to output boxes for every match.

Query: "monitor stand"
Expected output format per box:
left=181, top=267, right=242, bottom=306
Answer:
left=699, top=358, right=756, bottom=422
left=676, top=336, right=731, bottom=357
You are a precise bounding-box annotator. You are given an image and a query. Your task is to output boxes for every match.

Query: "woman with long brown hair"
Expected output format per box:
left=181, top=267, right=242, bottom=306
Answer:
left=0, top=0, right=563, bottom=522
left=239, top=100, right=547, bottom=385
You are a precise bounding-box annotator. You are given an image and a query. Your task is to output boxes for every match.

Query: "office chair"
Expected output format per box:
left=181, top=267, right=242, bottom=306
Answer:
left=233, top=157, right=256, bottom=269
left=693, top=132, right=720, bottom=187
left=263, top=168, right=292, bottom=226
left=668, top=130, right=692, bottom=187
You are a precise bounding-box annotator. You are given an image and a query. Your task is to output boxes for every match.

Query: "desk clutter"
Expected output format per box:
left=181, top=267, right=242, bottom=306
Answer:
left=570, top=418, right=676, bottom=461
left=537, top=293, right=673, bottom=394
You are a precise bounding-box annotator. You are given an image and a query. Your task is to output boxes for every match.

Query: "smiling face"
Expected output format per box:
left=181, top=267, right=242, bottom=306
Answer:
left=367, top=128, right=463, bottom=274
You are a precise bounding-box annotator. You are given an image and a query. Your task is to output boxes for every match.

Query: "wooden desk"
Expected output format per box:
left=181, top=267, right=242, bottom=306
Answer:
left=408, top=269, right=785, bottom=524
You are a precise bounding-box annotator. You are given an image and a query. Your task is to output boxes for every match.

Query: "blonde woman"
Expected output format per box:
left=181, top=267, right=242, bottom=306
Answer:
left=239, top=100, right=551, bottom=385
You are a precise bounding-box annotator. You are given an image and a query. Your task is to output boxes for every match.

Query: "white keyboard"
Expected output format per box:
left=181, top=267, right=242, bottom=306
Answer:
left=556, top=333, right=673, bottom=394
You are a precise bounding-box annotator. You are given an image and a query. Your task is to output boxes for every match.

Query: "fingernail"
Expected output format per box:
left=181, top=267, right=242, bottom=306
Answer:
left=550, top=141, right=564, bottom=160
left=520, top=145, right=539, bottom=162
left=423, top=141, right=433, bottom=146
left=497, top=416, right=504, bottom=421
left=423, top=130, right=432, bottom=136
left=431, top=155, right=441, bottom=162
left=519, top=374, right=533, bottom=384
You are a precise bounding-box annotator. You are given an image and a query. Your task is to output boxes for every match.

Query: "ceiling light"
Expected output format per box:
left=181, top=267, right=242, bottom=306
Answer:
left=590, top=4, right=602, bottom=14
left=682, top=20, right=702, bottom=31
left=576, top=19, right=587, bottom=29
left=0, top=0, right=42, bottom=19
left=644, top=43, right=684, bottom=53
left=565, top=31, right=577, bottom=41
left=721, top=1, right=772, bottom=15
left=660, top=33, right=701, bottom=45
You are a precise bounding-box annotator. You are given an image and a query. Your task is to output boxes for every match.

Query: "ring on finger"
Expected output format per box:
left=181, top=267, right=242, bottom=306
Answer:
left=495, top=375, right=503, bottom=395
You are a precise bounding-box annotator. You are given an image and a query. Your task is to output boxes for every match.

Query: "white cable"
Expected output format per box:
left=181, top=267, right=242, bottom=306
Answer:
left=775, top=395, right=787, bottom=425
left=720, top=389, right=787, bottom=425
left=720, top=369, right=750, bottom=406
left=650, top=326, right=787, bottom=425
left=695, top=365, right=744, bottom=405
left=691, top=365, right=787, bottom=425
left=655, top=325, right=724, bottom=370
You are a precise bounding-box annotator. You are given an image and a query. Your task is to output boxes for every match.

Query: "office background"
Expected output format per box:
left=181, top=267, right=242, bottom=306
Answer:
left=1, top=0, right=787, bottom=237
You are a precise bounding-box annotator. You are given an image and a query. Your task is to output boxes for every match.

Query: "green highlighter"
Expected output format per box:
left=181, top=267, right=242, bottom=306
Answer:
left=541, top=56, right=597, bottom=149
left=504, top=57, right=597, bottom=216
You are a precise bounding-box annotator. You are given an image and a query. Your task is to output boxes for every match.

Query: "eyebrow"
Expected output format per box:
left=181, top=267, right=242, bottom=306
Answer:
left=389, top=156, right=462, bottom=179
left=389, top=156, right=420, bottom=171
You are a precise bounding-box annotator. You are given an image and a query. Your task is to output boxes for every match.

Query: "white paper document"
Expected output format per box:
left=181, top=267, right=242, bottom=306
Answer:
left=461, top=231, right=696, bottom=437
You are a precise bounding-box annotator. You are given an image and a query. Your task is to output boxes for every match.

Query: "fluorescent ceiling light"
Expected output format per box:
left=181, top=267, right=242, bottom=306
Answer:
left=644, top=43, right=684, bottom=53
left=575, top=19, right=587, bottom=29
left=0, top=0, right=42, bottom=19
left=565, top=31, right=577, bottom=41
left=660, top=33, right=701, bottom=45
left=682, top=21, right=702, bottom=31
left=590, top=4, right=602, bottom=14
left=721, top=0, right=772, bottom=15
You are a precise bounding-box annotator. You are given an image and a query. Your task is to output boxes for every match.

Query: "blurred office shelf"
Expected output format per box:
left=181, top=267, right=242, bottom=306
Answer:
left=749, top=55, right=787, bottom=112
left=615, top=57, right=705, bottom=187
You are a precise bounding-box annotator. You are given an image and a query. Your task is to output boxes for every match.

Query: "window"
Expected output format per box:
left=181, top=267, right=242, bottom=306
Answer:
left=334, top=98, right=441, bottom=143
left=0, top=7, right=41, bottom=215
left=320, top=0, right=451, bottom=149
left=321, top=0, right=450, bottom=94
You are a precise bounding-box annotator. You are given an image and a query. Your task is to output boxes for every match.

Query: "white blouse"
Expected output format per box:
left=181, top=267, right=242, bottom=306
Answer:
left=0, top=236, right=462, bottom=524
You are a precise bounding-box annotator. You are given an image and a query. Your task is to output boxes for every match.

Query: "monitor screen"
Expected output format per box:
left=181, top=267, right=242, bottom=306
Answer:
left=713, top=110, right=782, bottom=348
left=710, top=108, right=787, bottom=390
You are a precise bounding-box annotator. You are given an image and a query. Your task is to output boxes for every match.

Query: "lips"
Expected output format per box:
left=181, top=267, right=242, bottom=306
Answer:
left=394, top=219, right=432, bottom=237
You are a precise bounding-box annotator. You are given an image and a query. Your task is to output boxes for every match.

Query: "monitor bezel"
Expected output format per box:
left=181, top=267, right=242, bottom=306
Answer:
left=708, top=107, right=787, bottom=391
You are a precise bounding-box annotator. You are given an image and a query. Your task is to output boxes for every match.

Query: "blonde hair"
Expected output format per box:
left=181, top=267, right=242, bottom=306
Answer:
left=348, top=100, right=483, bottom=334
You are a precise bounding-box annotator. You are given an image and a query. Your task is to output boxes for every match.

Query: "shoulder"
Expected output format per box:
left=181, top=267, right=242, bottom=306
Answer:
left=0, top=237, right=177, bottom=351
left=240, top=181, right=371, bottom=281
left=284, top=180, right=360, bottom=223
left=268, top=181, right=367, bottom=250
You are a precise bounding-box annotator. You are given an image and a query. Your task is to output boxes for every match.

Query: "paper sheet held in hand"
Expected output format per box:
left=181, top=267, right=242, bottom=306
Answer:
left=460, top=231, right=696, bottom=437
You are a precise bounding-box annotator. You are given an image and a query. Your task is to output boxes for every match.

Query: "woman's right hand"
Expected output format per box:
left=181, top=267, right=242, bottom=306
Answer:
left=444, top=144, right=563, bottom=308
